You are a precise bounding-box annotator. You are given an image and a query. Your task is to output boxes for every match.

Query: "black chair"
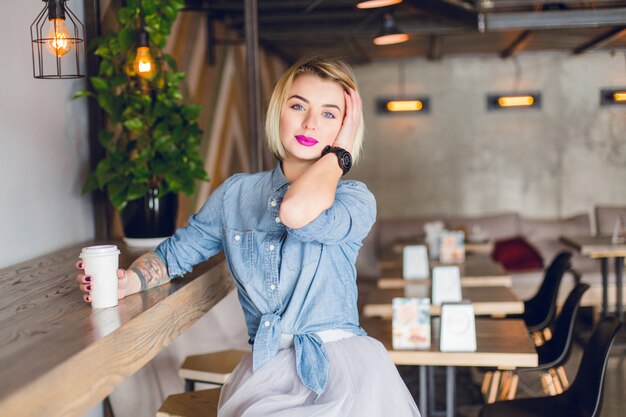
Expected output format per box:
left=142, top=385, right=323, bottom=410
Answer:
left=507, top=251, right=577, bottom=346
left=517, top=282, right=590, bottom=395
left=479, top=317, right=622, bottom=417
left=523, top=251, right=573, bottom=332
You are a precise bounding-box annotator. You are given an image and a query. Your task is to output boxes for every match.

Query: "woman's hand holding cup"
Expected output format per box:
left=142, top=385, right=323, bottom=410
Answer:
left=76, top=263, right=130, bottom=304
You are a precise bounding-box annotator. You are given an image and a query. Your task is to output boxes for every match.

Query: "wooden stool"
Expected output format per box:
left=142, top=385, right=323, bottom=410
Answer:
left=179, top=349, right=248, bottom=391
left=157, top=388, right=221, bottom=417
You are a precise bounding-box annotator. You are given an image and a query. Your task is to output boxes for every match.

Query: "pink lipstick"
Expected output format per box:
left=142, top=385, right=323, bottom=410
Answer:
left=295, top=135, right=319, bottom=147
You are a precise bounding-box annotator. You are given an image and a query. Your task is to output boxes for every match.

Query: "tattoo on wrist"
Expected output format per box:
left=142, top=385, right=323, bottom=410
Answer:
left=129, top=253, right=169, bottom=290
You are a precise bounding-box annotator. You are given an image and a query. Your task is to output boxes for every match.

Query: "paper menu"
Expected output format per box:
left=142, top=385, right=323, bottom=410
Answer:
left=431, top=266, right=462, bottom=305
left=402, top=245, right=429, bottom=280
left=439, top=303, right=477, bottom=352
left=439, top=230, right=465, bottom=263
left=392, top=297, right=431, bottom=350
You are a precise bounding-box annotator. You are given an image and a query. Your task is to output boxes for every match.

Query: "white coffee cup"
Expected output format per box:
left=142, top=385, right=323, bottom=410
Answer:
left=80, top=245, right=121, bottom=309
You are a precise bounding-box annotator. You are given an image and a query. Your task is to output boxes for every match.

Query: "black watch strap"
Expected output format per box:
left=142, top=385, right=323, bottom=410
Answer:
left=322, top=145, right=352, bottom=176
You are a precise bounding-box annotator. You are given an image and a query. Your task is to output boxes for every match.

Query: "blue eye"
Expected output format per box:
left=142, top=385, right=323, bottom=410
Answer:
left=323, top=112, right=335, bottom=119
left=291, top=104, right=304, bottom=110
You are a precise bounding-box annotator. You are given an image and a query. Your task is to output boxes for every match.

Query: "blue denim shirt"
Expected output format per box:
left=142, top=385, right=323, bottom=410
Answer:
left=155, top=163, right=376, bottom=394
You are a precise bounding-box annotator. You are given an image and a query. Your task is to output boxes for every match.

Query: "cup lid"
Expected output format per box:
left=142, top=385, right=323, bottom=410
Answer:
left=80, top=245, right=120, bottom=257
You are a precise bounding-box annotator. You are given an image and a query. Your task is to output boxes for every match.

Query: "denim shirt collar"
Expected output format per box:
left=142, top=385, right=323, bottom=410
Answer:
left=271, top=161, right=290, bottom=192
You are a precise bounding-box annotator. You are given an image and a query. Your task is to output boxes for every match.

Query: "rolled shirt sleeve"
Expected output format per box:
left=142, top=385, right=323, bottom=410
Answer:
left=155, top=181, right=227, bottom=277
left=286, top=180, right=376, bottom=245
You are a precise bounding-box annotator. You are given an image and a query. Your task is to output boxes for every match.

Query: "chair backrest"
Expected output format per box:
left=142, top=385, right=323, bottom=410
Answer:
left=536, top=283, right=589, bottom=368
left=523, top=251, right=572, bottom=331
left=564, top=317, right=622, bottom=417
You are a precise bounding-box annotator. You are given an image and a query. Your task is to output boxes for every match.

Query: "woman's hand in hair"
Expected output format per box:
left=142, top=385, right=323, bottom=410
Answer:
left=332, top=87, right=361, bottom=154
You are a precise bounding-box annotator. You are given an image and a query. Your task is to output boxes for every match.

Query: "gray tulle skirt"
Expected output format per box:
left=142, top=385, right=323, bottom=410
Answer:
left=218, top=335, right=421, bottom=416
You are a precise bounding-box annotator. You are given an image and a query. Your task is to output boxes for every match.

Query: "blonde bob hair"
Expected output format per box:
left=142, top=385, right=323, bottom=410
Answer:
left=265, top=56, right=365, bottom=164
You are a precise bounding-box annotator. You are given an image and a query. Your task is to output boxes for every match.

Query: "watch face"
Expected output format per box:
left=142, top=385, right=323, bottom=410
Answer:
left=340, top=152, right=352, bottom=170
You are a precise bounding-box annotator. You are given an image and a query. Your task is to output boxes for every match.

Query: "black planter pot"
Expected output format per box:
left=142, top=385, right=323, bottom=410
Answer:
left=121, top=189, right=178, bottom=238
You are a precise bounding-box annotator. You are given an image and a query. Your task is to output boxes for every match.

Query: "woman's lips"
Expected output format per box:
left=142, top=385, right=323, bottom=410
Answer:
left=295, top=135, right=319, bottom=147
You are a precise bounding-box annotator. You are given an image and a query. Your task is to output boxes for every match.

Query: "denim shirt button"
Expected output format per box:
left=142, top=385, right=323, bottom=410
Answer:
left=270, top=284, right=276, bottom=291
left=275, top=216, right=281, bottom=223
left=234, top=234, right=241, bottom=241
left=271, top=200, right=277, bottom=207
left=269, top=244, right=275, bottom=251
left=264, top=320, right=270, bottom=327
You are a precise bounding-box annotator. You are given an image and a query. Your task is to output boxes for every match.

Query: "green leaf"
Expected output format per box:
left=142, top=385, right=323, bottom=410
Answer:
left=109, top=182, right=129, bottom=211
left=118, top=7, right=135, bottom=26
left=123, top=118, right=144, bottom=132
left=118, top=28, right=135, bottom=53
left=73, top=90, right=93, bottom=99
left=181, top=104, right=202, bottom=121
left=98, top=131, right=114, bottom=147
left=95, top=160, right=117, bottom=187
left=94, top=44, right=111, bottom=58
left=82, top=173, right=100, bottom=193
left=127, top=182, right=148, bottom=201
left=90, top=77, right=109, bottom=92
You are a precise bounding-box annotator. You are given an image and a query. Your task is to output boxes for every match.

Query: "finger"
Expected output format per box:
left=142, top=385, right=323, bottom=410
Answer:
left=350, top=88, right=362, bottom=115
left=76, top=273, right=92, bottom=284
left=117, top=269, right=126, bottom=279
left=75, top=260, right=85, bottom=270
left=83, top=293, right=92, bottom=303
left=79, top=283, right=92, bottom=293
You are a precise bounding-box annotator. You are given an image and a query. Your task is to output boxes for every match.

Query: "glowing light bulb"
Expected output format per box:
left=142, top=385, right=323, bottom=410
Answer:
left=46, top=18, right=72, bottom=57
left=498, top=95, right=534, bottom=107
left=134, top=46, right=156, bottom=79
left=386, top=100, right=423, bottom=112
left=613, top=92, right=626, bottom=102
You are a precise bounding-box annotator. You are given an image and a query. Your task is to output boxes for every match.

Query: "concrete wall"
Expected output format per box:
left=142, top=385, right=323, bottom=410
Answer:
left=351, top=52, right=626, bottom=220
left=0, top=2, right=94, bottom=268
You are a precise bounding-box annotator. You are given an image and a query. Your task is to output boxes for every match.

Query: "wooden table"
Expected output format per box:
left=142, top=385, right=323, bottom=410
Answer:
left=560, top=235, right=626, bottom=320
left=362, top=318, right=537, bottom=417
left=390, top=239, right=494, bottom=256
left=377, top=255, right=511, bottom=289
left=363, top=286, right=523, bottom=319
left=0, top=241, right=235, bottom=417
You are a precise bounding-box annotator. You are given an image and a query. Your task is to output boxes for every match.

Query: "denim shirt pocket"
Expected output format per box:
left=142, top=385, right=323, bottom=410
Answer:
left=283, top=237, right=322, bottom=272
left=225, top=227, right=255, bottom=283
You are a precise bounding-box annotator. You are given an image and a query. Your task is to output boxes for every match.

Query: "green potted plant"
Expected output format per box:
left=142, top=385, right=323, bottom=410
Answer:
left=76, top=0, right=208, bottom=240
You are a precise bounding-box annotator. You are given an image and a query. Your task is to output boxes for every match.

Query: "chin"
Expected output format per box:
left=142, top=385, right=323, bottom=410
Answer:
left=285, top=145, right=323, bottom=161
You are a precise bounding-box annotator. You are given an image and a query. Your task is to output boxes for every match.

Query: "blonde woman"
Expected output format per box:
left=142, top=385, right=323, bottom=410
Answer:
left=77, top=56, right=420, bottom=416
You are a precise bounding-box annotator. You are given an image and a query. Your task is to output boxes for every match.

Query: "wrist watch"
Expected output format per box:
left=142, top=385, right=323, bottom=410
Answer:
left=321, top=145, right=352, bottom=176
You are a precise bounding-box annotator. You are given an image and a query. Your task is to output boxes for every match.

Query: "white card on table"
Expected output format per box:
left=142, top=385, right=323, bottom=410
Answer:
left=431, top=266, right=462, bottom=305
left=392, top=297, right=431, bottom=350
left=403, top=245, right=429, bottom=280
left=439, top=303, right=477, bottom=352
left=439, top=230, right=465, bottom=263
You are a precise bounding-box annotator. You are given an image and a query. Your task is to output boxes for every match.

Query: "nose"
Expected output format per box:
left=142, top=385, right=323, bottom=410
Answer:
left=302, top=112, right=317, bottom=131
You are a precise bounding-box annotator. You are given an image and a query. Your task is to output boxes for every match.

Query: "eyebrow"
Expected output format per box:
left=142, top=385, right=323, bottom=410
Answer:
left=288, top=94, right=342, bottom=112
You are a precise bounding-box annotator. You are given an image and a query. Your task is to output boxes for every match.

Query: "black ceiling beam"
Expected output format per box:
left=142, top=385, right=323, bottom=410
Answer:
left=484, top=8, right=626, bottom=30
left=573, top=26, right=626, bottom=54
left=500, top=30, right=532, bottom=58
left=256, top=20, right=464, bottom=41
left=184, top=0, right=358, bottom=13
left=406, top=0, right=480, bottom=28
left=229, top=10, right=368, bottom=26
left=477, top=0, right=626, bottom=10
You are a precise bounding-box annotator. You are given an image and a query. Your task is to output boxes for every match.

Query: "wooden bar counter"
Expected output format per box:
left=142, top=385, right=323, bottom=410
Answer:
left=0, top=240, right=235, bottom=417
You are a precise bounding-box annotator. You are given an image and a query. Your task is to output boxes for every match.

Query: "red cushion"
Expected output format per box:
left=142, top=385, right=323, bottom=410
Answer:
left=492, top=236, right=544, bottom=271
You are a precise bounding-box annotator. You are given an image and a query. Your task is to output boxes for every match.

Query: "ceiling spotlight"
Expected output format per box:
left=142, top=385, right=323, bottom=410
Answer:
left=357, top=0, right=402, bottom=9
left=373, top=13, right=408, bottom=46
left=600, top=88, right=626, bottom=106
left=487, top=93, right=542, bottom=110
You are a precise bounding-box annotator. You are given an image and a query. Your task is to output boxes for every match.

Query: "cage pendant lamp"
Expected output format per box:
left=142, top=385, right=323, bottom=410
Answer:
left=31, top=0, right=85, bottom=79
